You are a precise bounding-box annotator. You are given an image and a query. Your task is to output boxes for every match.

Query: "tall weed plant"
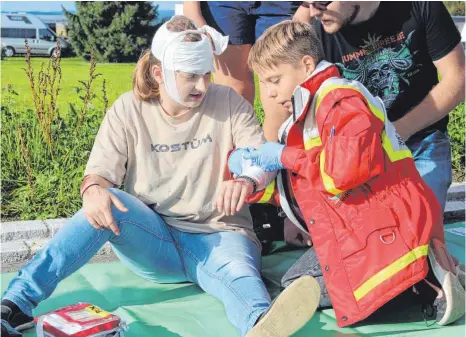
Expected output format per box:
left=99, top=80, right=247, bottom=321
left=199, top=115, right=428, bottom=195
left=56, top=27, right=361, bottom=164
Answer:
left=1, top=41, right=107, bottom=220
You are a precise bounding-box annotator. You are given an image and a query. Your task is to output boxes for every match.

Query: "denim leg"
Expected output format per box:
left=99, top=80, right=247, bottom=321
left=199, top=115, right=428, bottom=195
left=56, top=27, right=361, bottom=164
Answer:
left=175, top=230, right=271, bottom=337
left=406, top=130, right=453, bottom=212
left=3, top=188, right=186, bottom=317
left=281, top=247, right=332, bottom=309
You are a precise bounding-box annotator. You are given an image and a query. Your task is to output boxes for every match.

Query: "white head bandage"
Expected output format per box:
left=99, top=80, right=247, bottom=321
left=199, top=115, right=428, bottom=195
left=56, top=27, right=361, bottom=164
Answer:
left=151, top=18, right=228, bottom=105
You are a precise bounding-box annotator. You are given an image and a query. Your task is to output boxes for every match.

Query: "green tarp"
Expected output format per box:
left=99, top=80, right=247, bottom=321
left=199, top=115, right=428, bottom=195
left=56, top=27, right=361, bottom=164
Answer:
left=2, top=222, right=465, bottom=336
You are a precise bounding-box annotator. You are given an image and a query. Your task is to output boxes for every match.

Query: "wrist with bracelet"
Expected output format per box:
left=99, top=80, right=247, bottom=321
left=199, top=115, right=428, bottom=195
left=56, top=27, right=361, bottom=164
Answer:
left=235, top=175, right=258, bottom=194
left=80, top=177, right=101, bottom=198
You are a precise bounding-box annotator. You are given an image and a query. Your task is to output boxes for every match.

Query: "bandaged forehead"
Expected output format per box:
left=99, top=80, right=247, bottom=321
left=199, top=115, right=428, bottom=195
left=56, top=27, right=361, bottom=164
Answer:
left=151, top=21, right=227, bottom=75
left=164, top=34, right=214, bottom=74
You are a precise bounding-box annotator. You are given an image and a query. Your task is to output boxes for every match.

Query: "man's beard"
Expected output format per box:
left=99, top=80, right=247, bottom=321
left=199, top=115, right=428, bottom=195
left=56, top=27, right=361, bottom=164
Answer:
left=342, top=5, right=361, bottom=27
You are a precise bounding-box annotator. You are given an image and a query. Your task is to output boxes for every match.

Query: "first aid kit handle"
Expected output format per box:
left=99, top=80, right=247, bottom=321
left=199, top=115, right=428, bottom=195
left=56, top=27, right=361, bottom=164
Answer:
left=36, top=316, right=45, bottom=337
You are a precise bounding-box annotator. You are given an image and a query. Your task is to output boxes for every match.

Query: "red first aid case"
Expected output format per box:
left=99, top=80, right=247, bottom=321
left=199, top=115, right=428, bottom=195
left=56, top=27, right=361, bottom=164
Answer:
left=34, top=302, right=127, bottom=337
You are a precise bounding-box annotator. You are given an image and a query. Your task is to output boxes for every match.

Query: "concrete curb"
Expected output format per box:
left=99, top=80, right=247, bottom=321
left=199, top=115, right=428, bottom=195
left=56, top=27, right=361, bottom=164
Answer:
left=1, top=183, right=465, bottom=272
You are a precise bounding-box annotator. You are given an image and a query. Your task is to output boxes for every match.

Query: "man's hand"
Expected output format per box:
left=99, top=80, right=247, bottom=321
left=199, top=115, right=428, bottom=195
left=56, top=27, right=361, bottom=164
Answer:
left=82, top=186, right=128, bottom=235
left=244, top=142, right=286, bottom=172
left=215, top=180, right=254, bottom=216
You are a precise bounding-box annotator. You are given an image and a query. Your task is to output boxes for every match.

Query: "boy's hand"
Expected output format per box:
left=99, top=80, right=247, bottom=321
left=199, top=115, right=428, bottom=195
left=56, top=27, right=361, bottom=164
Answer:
left=215, top=180, right=254, bottom=216
left=244, top=142, right=285, bottom=172
left=228, top=147, right=254, bottom=176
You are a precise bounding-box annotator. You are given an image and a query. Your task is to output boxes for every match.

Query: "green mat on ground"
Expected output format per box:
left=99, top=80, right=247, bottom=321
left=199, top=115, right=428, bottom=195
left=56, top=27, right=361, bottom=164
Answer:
left=2, top=222, right=465, bottom=336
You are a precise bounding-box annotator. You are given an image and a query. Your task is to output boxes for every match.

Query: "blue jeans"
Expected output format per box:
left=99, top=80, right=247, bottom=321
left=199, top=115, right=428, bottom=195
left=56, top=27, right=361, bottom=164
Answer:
left=3, top=189, right=270, bottom=336
left=406, top=130, right=453, bottom=211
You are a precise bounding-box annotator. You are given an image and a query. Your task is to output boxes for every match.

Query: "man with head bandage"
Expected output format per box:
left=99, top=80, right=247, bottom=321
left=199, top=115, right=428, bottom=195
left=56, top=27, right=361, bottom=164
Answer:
left=1, top=15, right=320, bottom=337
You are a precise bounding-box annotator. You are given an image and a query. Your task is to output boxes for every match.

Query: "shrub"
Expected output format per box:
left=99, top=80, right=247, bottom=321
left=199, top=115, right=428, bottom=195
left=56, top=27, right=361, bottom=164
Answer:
left=448, top=102, right=465, bottom=182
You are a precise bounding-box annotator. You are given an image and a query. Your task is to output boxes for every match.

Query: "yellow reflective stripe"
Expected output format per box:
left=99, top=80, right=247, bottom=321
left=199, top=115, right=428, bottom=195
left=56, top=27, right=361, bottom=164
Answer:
left=319, top=150, right=343, bottom=195
left=304, top=136, right=322, bottom=150
left=315, top=84, right=385, bottom=122
left=258, top=179, right=276, bottom=204
left=381, top=131, right=413, bottom=162
left=316, top=83, right=412, bottom=163
left=354, top=244, right=429, bottom=301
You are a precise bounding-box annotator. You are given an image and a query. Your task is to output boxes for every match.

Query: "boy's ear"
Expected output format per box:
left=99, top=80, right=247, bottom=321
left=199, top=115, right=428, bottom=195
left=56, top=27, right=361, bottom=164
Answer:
left=302, top=55, right=316, bottom=76
left=152, top=65, right=163, bottom=85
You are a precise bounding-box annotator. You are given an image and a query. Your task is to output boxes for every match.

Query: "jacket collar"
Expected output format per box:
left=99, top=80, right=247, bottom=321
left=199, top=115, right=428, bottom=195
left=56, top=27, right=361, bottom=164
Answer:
left=292, top=60, right=341, bottom=122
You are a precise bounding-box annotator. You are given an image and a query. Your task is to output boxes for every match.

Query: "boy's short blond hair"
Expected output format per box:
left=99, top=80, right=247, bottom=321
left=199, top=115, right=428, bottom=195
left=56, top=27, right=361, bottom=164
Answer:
left=248, top=20, right=324, bottom=73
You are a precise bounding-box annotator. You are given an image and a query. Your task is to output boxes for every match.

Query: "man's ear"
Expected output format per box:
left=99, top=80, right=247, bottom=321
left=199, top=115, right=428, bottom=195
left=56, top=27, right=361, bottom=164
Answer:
left=302, top=55, right=316, bottom=76
left=152, top=65, right=163, bottom=85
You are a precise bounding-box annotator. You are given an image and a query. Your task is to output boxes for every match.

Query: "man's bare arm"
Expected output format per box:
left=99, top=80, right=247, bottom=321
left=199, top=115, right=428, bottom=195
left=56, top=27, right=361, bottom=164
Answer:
left=393, top=43, right=465, bottom=140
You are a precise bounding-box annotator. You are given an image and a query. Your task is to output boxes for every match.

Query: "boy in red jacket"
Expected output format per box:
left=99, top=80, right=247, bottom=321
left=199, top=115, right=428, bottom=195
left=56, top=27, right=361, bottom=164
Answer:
left=217, top=20, right=465, bottom=327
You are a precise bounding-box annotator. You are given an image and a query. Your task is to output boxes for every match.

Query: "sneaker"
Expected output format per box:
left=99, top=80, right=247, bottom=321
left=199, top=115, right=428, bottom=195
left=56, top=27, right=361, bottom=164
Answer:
left=1, top=299, right=34, bottom=332
left=451, top=255, right=465, bottom=290
left=427, top=239, right=465, bottom=325
left=246, top=276, right=320, bottom=337
left=1, top=320, right=23, bottom=337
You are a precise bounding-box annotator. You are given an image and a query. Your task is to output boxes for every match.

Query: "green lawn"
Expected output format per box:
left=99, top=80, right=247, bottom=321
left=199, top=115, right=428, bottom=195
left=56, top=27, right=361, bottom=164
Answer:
left=1, top=56, right=268, bottom=121
left=1, top=56, right=134, bottom=115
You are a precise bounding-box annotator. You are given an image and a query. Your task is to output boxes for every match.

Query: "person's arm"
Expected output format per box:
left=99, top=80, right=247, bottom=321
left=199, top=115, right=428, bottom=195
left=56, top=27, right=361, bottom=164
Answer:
left=84, top=98, right=128, bottom=187
left=183, top=1, right=207, bottom=28
left=293, top=2, right=311, bottom=23
left=80, top=174, right=115, bottom=197
left=393, top=43, right=465, bottom=140
left=393, top=2, right=464, bottom=140
left=281, top=94, right=386, bottom=194
left=80, top=96, right=129, bottom=233
left=229, top=88, right=277, bottom=190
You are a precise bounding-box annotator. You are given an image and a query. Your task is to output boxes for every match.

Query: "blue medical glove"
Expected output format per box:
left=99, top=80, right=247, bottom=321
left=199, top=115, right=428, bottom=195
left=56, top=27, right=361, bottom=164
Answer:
left=228, top=147, right=254, bottom=176
left=243, top=142, right=285, bottom=172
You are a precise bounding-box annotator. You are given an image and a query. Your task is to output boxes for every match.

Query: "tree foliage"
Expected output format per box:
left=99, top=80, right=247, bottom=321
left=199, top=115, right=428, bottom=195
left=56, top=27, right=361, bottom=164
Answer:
left=443, top=1, right=465, bottom=16
left=63, top=1, right=159, bottom=62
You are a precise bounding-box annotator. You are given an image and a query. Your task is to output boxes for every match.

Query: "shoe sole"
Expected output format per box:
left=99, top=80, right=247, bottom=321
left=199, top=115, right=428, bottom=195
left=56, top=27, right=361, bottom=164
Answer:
left=246, top=276, right=320, bottom=337
left=428, top=249, right=465, bottom=326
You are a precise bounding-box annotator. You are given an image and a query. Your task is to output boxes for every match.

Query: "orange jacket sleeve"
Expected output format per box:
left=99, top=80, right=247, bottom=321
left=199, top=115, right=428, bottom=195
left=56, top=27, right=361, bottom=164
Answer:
left=281, top=94, right=386, bottom=193
left=245, top=179, right=281, bottom=206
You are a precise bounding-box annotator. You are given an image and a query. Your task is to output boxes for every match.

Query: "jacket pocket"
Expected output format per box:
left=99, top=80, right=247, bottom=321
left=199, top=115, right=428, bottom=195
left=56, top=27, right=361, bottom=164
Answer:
left=324, top=133, right=384, bottom=192
left=338, top=208, right=415, bottom=305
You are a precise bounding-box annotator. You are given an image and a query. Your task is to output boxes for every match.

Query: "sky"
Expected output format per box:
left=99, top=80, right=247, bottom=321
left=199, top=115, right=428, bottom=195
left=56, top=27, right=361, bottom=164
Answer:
left=0, top=1, right=181, bottom=12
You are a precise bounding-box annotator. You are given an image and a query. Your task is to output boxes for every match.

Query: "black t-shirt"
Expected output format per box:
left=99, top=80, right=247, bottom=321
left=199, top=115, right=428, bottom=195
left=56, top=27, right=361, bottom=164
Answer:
left=312, top=1, right=461, bottom=134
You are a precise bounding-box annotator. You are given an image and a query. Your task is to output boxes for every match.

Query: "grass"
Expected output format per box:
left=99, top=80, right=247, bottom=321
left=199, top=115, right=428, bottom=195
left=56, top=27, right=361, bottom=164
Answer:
left=1, top=57, right=134, bottom=115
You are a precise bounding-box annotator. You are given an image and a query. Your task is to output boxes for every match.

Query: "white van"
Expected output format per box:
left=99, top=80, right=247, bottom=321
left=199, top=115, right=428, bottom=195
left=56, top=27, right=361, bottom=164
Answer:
left=1, top=13, right=70, bottom=57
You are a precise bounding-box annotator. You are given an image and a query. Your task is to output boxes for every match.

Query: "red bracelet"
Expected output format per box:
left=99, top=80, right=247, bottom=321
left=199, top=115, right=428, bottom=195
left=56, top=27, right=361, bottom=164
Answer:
left=80, top=177, right=101, bottom=198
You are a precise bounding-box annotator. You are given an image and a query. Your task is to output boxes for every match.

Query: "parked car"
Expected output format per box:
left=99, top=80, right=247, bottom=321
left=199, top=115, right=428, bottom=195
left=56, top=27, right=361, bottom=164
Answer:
left=0, top=13, right=70, bottom=57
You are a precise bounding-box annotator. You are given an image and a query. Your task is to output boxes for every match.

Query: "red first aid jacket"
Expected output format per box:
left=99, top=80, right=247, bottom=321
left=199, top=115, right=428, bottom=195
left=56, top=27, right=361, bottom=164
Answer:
left=248, top=61, right=444, bottom=327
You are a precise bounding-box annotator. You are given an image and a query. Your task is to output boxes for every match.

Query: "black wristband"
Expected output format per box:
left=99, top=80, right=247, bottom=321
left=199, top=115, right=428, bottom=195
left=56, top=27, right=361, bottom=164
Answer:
left=236, top=175, right=258, bottom=194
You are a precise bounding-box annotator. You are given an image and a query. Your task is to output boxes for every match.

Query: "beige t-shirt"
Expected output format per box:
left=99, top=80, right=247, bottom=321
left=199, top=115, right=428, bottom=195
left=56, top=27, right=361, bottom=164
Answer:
left=85, top=84, right=264, bottom=246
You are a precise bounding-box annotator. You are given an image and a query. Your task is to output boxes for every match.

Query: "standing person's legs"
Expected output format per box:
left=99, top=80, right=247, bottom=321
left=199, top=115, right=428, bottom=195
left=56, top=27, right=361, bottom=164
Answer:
left=201, top=2, right=255, bottom=104
left=174, top=230, right=320, bottom=336
left=2, top=189, right=187, bottom=320
left=254, top=2, right=302, bottom=141
left=406, top=130, right=453, bottom=212
left=213, top=45, right=254, bottom=104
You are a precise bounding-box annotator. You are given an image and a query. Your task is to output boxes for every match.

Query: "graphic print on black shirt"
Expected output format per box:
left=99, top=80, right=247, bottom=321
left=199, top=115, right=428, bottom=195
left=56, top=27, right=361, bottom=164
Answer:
left=336, top=31, right=421, bottom=110
left=312, top=2, right=461, bottom=134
